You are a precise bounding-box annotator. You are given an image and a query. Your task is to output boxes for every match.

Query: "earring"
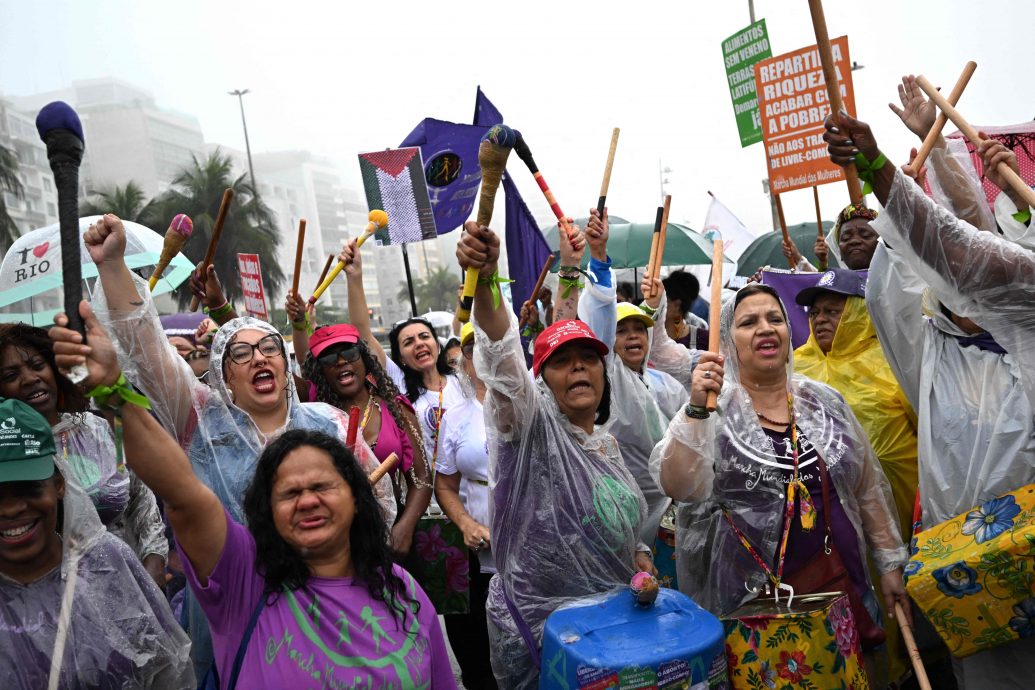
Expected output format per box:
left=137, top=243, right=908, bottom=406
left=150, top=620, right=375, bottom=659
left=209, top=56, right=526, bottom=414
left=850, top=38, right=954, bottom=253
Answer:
left=229, top=388, right=235, bottom=403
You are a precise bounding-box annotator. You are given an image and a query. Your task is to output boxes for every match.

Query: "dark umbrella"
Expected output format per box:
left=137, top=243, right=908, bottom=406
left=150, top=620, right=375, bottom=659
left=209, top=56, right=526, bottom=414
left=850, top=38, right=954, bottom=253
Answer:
left=735, top=221, right=840, bottom=276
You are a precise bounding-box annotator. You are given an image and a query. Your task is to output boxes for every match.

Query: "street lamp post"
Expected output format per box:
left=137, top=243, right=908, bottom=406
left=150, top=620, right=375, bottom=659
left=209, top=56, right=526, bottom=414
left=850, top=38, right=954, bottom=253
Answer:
left=228, top=89, right=257, bottom=194
left=659, top=160, right=672, bottom=204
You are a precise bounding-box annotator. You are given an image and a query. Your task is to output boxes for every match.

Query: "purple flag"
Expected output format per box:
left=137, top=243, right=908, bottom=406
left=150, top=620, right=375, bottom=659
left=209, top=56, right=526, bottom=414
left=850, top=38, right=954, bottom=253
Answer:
left=399, top=118, right=488, bottom=235
left=474, top=87, right=554, bottom=319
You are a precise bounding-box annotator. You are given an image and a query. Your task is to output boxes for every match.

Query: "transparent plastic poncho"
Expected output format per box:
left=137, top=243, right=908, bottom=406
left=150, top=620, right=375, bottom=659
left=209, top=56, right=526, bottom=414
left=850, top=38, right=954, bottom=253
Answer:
left=793, top=296, right=919, bottom=537
left=867, top=168, right=1035, bottom=523
left=648, top=289, right=907, bottom=617
left=0, top=455, right=192, bottom=689
left=578, top=280, right=684, bottom=544
left=646, top=292, right=702, bottom=395
left=91, top=275, right=396, bottom=526
left=53, top=412, right=167, bottom=562
left=473, top=310, right=646, bottom=689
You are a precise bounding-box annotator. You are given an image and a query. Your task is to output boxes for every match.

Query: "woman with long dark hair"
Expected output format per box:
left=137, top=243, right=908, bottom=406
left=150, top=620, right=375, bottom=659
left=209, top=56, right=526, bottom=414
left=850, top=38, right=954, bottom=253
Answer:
left=51, top=307, right=456, bottom=688
left=0, top=322, right=167, bottom=587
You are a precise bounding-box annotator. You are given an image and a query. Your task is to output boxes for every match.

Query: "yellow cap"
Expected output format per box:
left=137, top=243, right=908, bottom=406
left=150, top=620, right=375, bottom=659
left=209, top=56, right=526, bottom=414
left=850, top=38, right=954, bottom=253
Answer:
left=460, top=321, right=475, bottom=346
left=616, top=303, right=653, bottom=327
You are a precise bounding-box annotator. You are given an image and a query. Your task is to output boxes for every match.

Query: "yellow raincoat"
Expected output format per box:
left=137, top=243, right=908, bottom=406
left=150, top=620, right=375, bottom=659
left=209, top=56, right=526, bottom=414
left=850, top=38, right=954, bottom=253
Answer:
left=795, top=295, right=920, bottom=684
left=794, top=295, right=918, bottom=536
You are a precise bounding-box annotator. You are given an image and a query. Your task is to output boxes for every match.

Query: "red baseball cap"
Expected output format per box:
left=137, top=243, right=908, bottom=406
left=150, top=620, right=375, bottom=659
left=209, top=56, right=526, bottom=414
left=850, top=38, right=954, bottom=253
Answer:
left=309, top=324, right=361, bottom=359
left=532, top=319, right=609, bottom=377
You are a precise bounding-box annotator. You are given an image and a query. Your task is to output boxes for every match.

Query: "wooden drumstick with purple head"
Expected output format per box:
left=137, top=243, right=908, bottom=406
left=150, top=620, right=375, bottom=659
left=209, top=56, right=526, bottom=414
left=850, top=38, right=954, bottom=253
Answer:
left=458, top=124, right=517, bottom=323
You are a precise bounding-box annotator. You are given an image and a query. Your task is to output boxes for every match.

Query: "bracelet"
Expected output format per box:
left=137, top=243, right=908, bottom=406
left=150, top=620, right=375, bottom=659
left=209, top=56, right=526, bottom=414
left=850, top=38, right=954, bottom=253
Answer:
left=639, top=303, right=658, bottom=318
left=291, top=313, right=309, bottom=332
left=854, top=151, right=888, bottom=196
left=476, top=270, right=514, bottom=310
left=206, top=300, right=234, bottom=320
left=557, top=275, right=584, bottom=299
left=86, top=373, right=152, bottom=415
left=684, top=402, right=710, bottom=420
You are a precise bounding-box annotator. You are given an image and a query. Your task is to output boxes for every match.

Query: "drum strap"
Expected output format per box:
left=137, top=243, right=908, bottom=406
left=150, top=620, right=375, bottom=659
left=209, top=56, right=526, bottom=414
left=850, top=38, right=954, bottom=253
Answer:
left=502, top=585, right=541, bottom=667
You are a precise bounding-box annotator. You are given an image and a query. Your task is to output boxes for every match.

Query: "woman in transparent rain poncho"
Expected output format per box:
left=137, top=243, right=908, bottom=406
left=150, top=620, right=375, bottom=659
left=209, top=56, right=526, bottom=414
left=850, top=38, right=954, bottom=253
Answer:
left=0, top=397, right=191, bottom=689
left=650, top=283, right=909, bottom=641
left=0, top=324, right=168, bottom=587
left=458, top=220, right=653, bottom=689
left=574, top=208, right=686, bottom=544
left=81, top=214, right=395, bottom=680
left=825, top=107, right=1035, bottom=687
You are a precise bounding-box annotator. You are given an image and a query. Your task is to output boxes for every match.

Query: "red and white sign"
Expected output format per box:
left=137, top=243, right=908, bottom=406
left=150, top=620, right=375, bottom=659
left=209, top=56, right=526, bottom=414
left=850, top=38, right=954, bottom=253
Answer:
left=236, top=253, right=269, bottom=321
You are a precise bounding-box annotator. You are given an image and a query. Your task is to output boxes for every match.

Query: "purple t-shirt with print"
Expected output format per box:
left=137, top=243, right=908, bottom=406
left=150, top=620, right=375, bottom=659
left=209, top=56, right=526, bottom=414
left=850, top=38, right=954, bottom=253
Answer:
left=182, top=509, right=457, bottom=689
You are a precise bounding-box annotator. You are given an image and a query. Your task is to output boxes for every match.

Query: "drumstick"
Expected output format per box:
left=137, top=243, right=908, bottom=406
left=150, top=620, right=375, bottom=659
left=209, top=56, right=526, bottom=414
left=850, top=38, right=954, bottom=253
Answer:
left=519, top=253, right=557, bottom=329
left=189, top=188, right=234, bottom=311
left=649, top=195, right=672, bottom=298
left=775, top=194, right=795, bottom=269
left=895, top=603, right=932, bottom=690
left=291, top=218, right=307, bottom=297
left=345, top=406, right=361, bottom=452
left=916, top=75, right=1035, bottom=210
left=313, top=254, right=334, bottom=294
left=813, top=187, right=827, bottom=271
left=706, top=234, right=723, bottom=411
left=308, top=210, right=389, bottom=307
left=907, top=62, right=977, bottom=176
left=458, top=124, right=517, bottom=323
left=806, top=0, right=863, bottom=206
left=646, top=206, right=663, bottom=294
left=368, top=453, right=399, bottom=486
left=596, top=127, right=620, bottom=219
left=512, top=133, right=574, bottom=238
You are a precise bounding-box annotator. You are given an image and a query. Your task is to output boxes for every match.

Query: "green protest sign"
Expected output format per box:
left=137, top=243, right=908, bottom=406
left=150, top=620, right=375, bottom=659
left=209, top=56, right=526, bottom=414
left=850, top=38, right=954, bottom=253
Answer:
left=722, top=19, right=773, bottom=147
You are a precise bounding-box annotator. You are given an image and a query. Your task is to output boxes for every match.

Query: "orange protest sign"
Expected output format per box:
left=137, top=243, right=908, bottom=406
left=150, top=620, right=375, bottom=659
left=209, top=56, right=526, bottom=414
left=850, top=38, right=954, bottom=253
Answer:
left=755, top=36, right=856, bottom=195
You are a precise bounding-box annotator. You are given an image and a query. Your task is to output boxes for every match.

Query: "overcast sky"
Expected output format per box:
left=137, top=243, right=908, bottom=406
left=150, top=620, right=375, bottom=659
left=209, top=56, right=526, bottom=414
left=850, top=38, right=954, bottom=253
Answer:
left=2, top=0, right=1031, bottom=239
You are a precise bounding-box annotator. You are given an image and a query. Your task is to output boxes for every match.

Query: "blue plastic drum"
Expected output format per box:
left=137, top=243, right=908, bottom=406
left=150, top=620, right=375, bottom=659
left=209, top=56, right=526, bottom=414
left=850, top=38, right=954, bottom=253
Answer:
left=539, top=588, right=728, bottom=689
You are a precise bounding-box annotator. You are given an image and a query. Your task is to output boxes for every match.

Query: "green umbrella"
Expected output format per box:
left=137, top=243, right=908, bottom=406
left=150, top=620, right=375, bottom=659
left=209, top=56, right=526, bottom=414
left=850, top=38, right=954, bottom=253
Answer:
left=735, top=221, right=840, bottom=276
left=542, top=219, right=729, bottom=270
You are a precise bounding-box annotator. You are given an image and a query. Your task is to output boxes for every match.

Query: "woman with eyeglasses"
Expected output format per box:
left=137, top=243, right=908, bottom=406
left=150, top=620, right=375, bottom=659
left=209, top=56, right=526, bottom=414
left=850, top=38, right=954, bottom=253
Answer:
left=435, top=321, right=497, bottom=689
left=82, top=214, right=396, bottom=682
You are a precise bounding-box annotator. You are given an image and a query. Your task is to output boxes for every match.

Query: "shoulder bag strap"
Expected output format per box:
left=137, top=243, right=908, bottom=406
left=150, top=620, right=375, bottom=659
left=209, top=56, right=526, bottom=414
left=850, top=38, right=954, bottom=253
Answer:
left=226, top=594, right=266, bottom=690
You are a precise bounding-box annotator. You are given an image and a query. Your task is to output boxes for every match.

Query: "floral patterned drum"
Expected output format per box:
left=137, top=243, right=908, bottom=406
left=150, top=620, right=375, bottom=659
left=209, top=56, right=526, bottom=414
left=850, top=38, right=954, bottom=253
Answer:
left=905, top=484, right=1035, bottom=657
left=404, top=512, right=470, bottom=615
left=722, top=592, right=868, bottom=690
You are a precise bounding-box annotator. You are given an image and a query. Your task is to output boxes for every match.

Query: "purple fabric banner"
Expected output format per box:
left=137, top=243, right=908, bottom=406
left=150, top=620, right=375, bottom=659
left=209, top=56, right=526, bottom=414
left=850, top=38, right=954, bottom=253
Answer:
left=761, top=269, right=868, bottom=350
left=473, top=87, right=553, bottom=321
left=399, top=118, right=489, bottom=235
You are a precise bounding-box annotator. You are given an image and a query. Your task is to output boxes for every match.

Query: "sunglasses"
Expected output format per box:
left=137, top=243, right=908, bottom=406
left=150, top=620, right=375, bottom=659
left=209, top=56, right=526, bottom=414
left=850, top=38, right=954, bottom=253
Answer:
left=226, top=334, right=284, bottom=365
left=316, top=344, right=362, bottom=368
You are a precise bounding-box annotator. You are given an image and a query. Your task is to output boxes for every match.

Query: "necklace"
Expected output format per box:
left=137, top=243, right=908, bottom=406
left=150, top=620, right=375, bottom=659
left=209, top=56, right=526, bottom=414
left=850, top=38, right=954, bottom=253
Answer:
left=755, top=409, right=790, bottom=427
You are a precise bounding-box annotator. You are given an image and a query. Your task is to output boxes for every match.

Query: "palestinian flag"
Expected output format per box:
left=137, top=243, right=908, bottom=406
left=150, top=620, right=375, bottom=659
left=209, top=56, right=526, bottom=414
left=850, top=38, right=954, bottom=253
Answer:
left=358, top=147, right=438, bottom=245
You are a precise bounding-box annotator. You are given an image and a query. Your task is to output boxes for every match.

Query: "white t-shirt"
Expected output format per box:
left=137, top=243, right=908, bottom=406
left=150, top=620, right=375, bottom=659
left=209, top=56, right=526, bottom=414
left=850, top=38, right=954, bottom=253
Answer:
left=438, top=397, right=494, bottom=573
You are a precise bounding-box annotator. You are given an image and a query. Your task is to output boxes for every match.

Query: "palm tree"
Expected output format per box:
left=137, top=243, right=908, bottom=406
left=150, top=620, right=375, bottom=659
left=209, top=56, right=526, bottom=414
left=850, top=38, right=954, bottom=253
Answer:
left=80, top=181, right=162, bottom=228
left=0, top=143, right=24, bottom=253
left=398, top=265, right=457, bottom=313
left=158, top=150, right=283, bottom=308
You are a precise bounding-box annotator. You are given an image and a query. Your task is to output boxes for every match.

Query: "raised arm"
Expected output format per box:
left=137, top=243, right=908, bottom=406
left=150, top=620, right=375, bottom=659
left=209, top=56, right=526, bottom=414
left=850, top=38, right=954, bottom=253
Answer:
left=340, top=238, right=388, bottom=367
left=85, top=215, right=200, bottom=438
left=577, top=209, right=617, bottom=351
left=459, top=222, right=535, bottom=437
left=51, top=302, right=226, bottom=581
left=642, top=275, right=699, bottom=393
left=285, top=291, right=313, bottom=366
left=552, top=221, right=587, bottom=323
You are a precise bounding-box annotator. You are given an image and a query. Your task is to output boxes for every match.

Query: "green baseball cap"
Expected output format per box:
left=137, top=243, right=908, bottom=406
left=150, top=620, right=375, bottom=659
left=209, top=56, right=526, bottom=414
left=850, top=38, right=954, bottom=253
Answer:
left=0, top=399, right=56, bottom=483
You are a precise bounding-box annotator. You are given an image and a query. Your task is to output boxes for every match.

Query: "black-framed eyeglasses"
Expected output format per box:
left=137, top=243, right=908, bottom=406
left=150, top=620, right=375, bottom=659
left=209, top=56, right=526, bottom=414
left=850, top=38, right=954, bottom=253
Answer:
left=316, top=344, right=361, bottom=368
left=226, top=334, right=284, bottom=365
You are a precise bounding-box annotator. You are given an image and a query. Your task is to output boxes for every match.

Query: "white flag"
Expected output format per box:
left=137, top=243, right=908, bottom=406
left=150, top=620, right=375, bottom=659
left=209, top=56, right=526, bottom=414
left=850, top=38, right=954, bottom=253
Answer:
left=701, top=196, right=758, bottom=262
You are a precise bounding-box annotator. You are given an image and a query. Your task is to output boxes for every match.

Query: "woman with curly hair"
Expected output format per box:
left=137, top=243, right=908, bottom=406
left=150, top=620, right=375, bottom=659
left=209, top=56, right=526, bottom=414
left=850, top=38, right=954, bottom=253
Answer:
left=0, top=322, right=168, bottom=588
left=51, top=305, right=455, bottom=688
